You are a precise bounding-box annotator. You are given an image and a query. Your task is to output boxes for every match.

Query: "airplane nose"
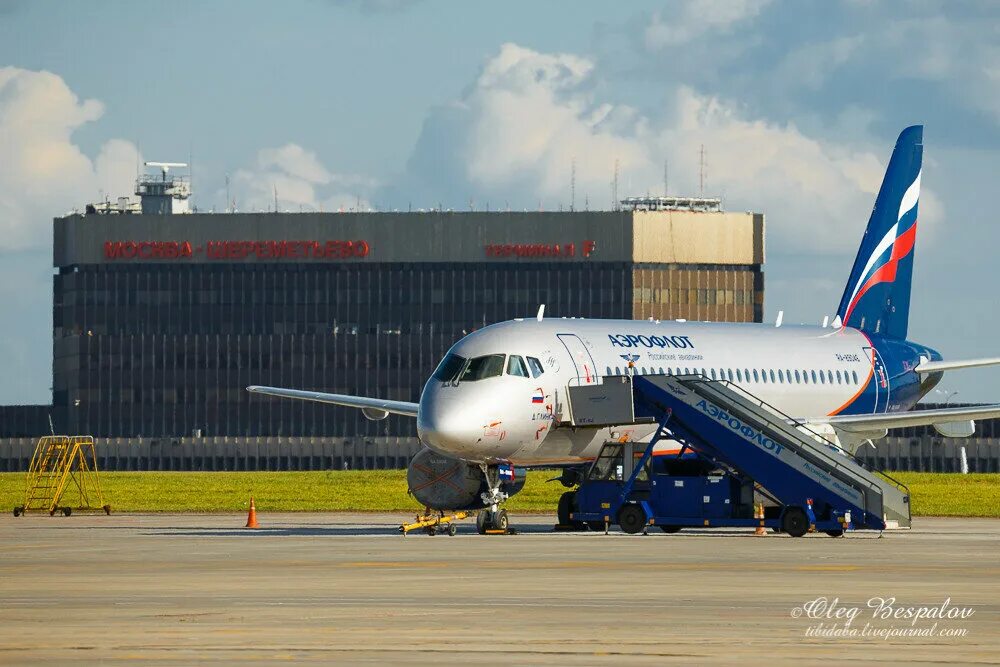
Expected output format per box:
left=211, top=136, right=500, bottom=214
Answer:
left=418, top=410, right=476, bottom=454
left=417, top=389, right=480, bottom=455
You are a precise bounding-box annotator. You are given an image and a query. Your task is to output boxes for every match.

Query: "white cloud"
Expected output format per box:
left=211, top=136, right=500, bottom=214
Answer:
left=228, top=143, right=374, bottom=212
left=397, top=43, right=938, bottom=253
left=0, top=67, right=140, bottom=250
left=644, top=0, right=773, bottom=49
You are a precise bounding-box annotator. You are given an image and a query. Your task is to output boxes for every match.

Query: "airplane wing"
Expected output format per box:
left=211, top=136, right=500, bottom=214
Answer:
left=246, top=385, right=419, bottom=419
left=817, top=404, right=1000, bottom=432
left=915, top=357, right=1000, bottom=374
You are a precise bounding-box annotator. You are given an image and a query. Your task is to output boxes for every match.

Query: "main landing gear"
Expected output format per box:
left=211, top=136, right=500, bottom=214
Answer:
left=476, top=464, right=513, bottom=535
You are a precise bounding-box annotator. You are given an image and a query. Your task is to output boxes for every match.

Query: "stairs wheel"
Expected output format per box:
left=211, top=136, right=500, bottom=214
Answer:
left=659, top=526, right=682, bottom=534
left=824, top=529, right=844, bottom=538
left=781, top=507, right=809, bottom=537
left=62, top=507, right=72, bottom=517
left=13, top=506, right=22, bottom=517
left=557, top=491, right=575, bottom=526
left=587, top=521, right=606, bottom=532
left=103, top=505, right=112, bottom=515
left=618, top=504, right=647, bottom=535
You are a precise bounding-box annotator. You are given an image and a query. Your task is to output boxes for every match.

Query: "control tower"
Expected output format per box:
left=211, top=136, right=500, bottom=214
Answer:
left=135, top=161, right=191, bottom=215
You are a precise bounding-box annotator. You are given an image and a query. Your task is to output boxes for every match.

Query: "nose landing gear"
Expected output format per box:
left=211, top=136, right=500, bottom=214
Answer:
left=476, top=508, right=509, bottom=534
left=476, top=464, right=513, bottom=534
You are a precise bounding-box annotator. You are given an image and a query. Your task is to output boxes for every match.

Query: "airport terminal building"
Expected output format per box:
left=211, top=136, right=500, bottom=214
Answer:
left=48, top=201, right=764, bottom=443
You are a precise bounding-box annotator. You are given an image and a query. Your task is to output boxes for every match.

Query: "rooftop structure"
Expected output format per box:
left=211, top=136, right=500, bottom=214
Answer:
left=620, top=196, right=722, bottom=213
left=135, top=162, right=191, bottom=215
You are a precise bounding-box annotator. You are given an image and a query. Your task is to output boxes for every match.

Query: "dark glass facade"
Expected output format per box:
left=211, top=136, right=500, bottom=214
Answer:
left=52, top=261, right=760, bottom=438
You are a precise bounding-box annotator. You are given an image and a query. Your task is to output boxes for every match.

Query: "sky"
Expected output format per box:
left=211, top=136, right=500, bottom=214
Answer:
left=0, top=0, right=998, bottom=404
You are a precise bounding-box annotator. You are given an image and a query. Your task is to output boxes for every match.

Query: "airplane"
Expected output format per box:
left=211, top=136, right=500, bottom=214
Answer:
left=249, top=125, right=1000, bottom=534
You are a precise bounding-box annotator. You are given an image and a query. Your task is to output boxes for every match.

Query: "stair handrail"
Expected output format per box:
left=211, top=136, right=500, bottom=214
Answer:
left=678, top=375, right=910, bottom=499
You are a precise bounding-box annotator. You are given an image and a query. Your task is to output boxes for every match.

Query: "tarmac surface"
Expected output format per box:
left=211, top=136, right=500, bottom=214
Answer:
left=1, top=512, right=999, bottom=665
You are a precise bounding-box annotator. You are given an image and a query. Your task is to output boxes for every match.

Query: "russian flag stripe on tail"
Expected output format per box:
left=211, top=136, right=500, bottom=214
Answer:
left=836, top=125, right=923, bottom=340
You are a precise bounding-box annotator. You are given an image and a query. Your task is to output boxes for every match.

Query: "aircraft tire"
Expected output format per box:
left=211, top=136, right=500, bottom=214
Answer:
left=476, top=510, right=490, bottom=535
left=618, top=504, right=647, bottom=535
left=493, top=509, right=509, bottom=532
left=781, top=507, right=809, bottom=537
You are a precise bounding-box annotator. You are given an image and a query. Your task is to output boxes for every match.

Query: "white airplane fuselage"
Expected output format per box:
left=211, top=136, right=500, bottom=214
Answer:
left=416, top=317, right=938, bottom=466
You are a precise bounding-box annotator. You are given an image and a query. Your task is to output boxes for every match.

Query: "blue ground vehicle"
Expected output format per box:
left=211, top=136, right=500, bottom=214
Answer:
left=565, top=375, right=909, bottom=537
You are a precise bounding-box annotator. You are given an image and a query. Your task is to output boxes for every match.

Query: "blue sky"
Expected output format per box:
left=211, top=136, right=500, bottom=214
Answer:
left=0, top=0, right=998, bottom=404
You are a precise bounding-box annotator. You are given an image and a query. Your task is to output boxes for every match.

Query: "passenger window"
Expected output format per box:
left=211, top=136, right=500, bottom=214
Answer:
left=811, top=370, right=818, bottom=384
left=794, top=370, right=801, bottom=384
left=827, top=370, right=834, bottom=384
left=777, top=369, right=784, bottom=383
left=852, top=370, right=859, bottom=384
left=527, top=356, right=545, bottom=378
left=769, top=370, right=776, bottom=383
left=460, top=354, right=506, bottom=381
left=819, top=370, right=825, bottom=385
left=836, top=370, right=842, bottom=384
left=736, top=369, right=743, bottom=382
left=752, top=369, right=759, bottom=382
left=506, top=355, right=530, bottom=378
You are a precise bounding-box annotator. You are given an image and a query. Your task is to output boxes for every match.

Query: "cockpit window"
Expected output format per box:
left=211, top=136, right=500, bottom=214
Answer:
left=432, top=353, right=466, bottom=382
left=527, top=357, right=545, bottom=378
left=459, top=354, right=506, bottom=381
left=507, top=355, right=530, bottom=378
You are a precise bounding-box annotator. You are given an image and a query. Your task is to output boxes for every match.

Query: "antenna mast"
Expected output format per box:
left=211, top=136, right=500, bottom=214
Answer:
left=612, top=159, right=620, bottom=211
left=570, top=157, right=576, bottom=212
left=699, top=144, right=706, bottom=196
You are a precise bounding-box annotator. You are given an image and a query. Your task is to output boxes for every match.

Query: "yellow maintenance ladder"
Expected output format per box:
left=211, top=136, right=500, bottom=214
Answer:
left=13, top=436, right=111, bottom=517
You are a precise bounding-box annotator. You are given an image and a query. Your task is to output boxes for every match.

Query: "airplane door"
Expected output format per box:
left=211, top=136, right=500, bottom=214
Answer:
left=864, top=346, right=890, bottom=413
left=557, top=333, right=599, bottom=385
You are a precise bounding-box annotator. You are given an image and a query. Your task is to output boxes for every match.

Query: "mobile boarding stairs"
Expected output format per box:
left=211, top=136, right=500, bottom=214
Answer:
left=563, top=375, right=910, bottom=536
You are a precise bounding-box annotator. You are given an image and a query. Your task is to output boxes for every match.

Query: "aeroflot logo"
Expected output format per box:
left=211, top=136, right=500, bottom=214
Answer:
left=608, top=334, right=695, bottom=349
left=696, top=399, right=784, bottom=457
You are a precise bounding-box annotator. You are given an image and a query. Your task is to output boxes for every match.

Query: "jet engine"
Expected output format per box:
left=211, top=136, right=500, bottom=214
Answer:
left=406, top=448, right=526, bottom=510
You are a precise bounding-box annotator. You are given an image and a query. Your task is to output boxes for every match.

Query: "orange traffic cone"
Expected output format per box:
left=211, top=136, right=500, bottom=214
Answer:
left=754, top=502, right=766, bottom=536
left=245, top=496, right=259, bottom=529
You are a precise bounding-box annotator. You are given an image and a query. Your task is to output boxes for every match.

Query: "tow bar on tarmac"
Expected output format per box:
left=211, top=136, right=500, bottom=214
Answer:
left=399, top=510, right=469, bottom=536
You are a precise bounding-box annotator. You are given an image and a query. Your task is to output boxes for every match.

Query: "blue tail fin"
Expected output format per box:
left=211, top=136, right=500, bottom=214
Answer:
left=836, top=125, right=923, bottom=340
